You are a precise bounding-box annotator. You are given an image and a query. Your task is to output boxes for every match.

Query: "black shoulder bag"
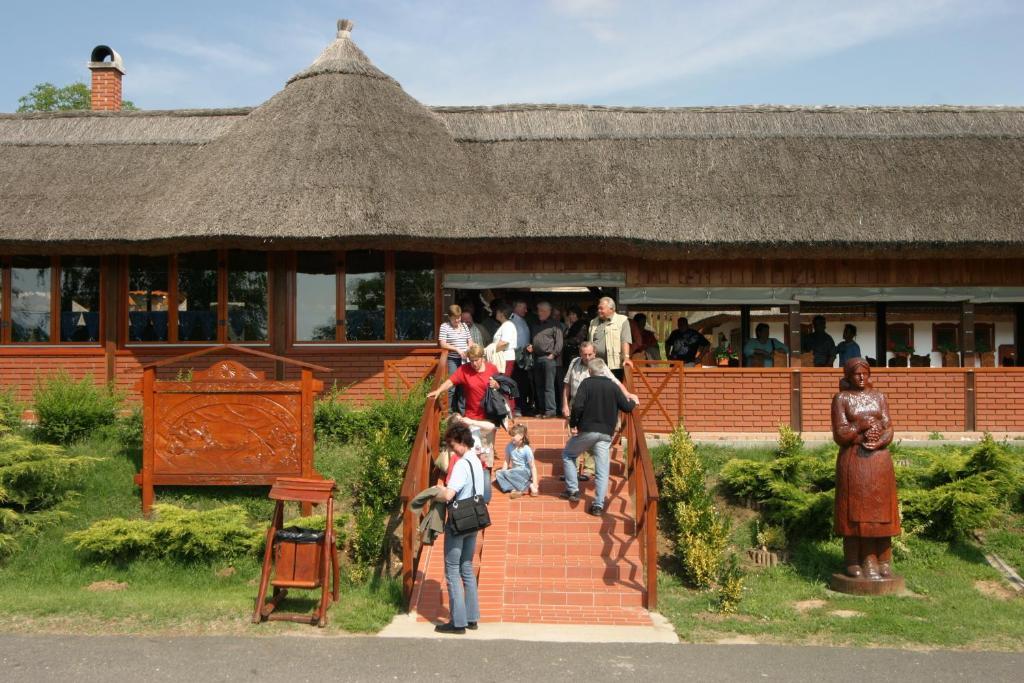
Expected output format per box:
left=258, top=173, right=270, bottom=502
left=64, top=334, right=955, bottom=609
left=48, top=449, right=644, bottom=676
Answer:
left=447, top=456, right=491, bottom=535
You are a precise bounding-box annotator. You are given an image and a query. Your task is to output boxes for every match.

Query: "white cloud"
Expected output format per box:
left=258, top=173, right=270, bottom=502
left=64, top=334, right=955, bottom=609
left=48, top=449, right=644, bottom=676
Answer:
left=137, top=33, right=275, bottom=76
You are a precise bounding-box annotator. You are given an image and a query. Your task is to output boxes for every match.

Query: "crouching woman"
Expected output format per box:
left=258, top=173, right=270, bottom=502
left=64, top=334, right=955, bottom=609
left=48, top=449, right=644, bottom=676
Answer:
left=434, top=422, right=485, bottom=634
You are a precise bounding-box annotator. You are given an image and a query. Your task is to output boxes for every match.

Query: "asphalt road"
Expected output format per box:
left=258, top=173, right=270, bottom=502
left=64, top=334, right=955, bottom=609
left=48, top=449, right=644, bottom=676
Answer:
left=2, top=635, right=1023, bottom=682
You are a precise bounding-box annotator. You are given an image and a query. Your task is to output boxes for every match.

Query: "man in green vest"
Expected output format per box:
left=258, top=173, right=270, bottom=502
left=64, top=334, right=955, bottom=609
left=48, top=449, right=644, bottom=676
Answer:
left=587, top=296, right=633, bottom=380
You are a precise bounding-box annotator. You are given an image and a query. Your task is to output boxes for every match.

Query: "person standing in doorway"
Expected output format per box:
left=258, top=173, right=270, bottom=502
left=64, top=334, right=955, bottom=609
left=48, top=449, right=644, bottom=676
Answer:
left=528, top=301, right=563, bottom=418
left=438, top=304, right=472, bottom=415
left=587, top=297, right=633, bottom=381
left=510, top=299, right=534, bottom=415
left=743, top=323, right=790, bottom=367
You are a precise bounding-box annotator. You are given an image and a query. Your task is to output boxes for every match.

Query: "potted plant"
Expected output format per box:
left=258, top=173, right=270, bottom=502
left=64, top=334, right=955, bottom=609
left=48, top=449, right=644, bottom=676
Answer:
left=937, top=342, right=960, bottom=367
left=887, top=340, right=913, bottom=367
left=713, top=335, right=737, bottom=367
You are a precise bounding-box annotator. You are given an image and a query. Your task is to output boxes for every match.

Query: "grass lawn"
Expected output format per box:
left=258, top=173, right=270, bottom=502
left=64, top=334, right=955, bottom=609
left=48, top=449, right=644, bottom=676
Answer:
left=654, top=442, right=1024, bottom=650
left=0, top=435, right=401, bottom=635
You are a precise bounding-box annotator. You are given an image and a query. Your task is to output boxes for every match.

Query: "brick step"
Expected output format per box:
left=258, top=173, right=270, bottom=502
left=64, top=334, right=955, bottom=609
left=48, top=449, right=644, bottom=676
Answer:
left=498, top=577, right=644, bottom=593
left=503, top=561, right=643, bottom=581
left=496, top=605, right=653, bottom=625
left=500, top=589, right=645, bottom=608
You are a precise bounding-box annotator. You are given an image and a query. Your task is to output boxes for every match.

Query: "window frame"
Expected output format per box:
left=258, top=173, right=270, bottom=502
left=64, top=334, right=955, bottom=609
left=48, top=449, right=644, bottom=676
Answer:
left=0, top=255, right=105, bottom=346
left=931, top=322, right=960, bottom=352
left=290, top=250, right=439, bottom=345
left=124, top=249, right=273, bottom=345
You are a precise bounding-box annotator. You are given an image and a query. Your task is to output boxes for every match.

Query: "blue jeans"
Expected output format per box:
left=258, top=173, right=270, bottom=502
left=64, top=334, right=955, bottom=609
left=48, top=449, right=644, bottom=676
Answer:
left=443, top=529, right=479, bottom=628
left=561, top=431, right=612, bottom=507
left=447, top=357, right=465, bottom=414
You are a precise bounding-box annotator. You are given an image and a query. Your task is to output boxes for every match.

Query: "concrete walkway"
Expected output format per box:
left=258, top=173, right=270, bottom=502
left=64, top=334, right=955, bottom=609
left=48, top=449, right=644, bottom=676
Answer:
left=2, top=634, right=1023, bottom=682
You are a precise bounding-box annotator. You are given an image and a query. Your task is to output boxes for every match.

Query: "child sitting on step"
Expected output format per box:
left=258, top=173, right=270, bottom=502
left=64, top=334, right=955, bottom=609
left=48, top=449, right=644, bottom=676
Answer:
left=495, top=424, right=538, bottom=498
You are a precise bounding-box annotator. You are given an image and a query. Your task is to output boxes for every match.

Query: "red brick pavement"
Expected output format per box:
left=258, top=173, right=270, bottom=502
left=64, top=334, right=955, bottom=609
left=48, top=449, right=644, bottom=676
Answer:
left=411, top=418, right=653, bottom=626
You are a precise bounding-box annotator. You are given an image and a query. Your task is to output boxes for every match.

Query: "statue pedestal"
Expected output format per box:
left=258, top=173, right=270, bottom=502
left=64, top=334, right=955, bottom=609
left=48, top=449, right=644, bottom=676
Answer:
left=829, top=573, right=906, bottom=596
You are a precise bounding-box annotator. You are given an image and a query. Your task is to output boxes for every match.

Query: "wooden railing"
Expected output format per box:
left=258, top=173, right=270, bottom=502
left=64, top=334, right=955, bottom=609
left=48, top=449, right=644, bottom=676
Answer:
left=623, top=366, right=661, bottom=611
left=398, top=350, right=448, bottom=608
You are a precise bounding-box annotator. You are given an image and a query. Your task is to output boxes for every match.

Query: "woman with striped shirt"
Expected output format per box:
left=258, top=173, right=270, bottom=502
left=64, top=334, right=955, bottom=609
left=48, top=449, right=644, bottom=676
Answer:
left=439, top=304, right=473, bottom=415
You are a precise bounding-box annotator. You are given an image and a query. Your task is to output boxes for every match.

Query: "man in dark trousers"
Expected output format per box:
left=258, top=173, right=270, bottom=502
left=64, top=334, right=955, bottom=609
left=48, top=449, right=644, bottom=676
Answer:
left=560, top=358, right=637, bottom=516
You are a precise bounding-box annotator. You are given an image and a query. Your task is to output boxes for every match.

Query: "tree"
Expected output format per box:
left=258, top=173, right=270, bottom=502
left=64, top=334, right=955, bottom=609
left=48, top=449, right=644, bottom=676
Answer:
left=17, top=81, right=137, bottom=112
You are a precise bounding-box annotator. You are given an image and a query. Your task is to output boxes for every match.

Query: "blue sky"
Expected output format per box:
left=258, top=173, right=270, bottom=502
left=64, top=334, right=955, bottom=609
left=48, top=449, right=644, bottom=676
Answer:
left=3, top=0, right=1022, bottom=111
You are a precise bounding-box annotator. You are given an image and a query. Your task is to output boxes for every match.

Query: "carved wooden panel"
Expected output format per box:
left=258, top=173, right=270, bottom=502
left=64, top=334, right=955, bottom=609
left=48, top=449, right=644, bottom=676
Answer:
left=154, top=393, right=300, bottom=475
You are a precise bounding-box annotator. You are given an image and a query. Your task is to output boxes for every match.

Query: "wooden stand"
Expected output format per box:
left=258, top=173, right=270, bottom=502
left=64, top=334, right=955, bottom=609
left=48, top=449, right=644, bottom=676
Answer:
left=253, top=478, right=340, bottom=628
left=829, top=573, right=906, bottom=596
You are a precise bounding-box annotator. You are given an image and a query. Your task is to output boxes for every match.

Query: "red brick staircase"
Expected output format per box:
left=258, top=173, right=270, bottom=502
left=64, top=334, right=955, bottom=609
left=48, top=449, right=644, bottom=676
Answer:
left=410, top=417, right=653, bottom=626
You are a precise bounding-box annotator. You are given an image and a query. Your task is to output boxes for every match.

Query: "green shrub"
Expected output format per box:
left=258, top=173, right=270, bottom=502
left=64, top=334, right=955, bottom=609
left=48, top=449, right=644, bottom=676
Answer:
left=314, top=382, right=426, bottom=446
left=752, top=521, right=787, bottom=550
left=115, top=405, right=143, bottom=453
left=715, top=553, right=745, bottom=614
left=901, top=478, right=1000, bottom=541
left=350, top=507, right=387, bottom=580
left=660, top=427, right=733, bottom=590
left=355, top=430, right=410, bottom=513
left=776, top=424, right=804, bottom=458
left=0, top=386, right=23, bottom=432
left=0, top=433, right=97, bottom=558
left=68, top=503, right=262, bottom=563
left=33, top=372, right=122, bottom=445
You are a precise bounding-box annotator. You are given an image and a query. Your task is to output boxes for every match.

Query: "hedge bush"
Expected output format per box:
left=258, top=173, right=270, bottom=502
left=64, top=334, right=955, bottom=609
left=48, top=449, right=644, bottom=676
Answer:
left=68, top=504, right=262, bottom=563
left=0, top=432, right=96, bottom=558
left=0, top=386, right=23, bottom=432
left=314, top=382, right=425, bottom=446
left=660, top=427, right=740, bottom=600
left=33, top=372, right=122, bottom=445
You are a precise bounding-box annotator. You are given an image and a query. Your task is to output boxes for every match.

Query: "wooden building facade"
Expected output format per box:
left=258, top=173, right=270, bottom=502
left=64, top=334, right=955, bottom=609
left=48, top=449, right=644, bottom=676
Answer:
left=2, top=21, right=1023, bottom=433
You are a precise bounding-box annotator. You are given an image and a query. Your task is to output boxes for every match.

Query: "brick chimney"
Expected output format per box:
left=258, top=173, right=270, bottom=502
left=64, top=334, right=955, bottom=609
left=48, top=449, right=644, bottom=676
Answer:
left=88, top=45, right=124, bottom=111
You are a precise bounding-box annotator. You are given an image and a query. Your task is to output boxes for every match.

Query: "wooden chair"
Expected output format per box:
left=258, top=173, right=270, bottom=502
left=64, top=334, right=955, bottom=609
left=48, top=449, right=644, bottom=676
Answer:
left=253, top=478, right=340, bottom=628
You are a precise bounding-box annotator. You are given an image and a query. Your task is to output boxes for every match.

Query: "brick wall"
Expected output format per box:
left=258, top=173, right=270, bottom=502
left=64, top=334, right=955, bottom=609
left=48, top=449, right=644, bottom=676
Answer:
left=0, top=352, right=106, bottom=402
left=802, top=369, right=966, bottom=432
left=284, top=347, right=440, bottom=403
left=976, top=370, right=1024, bottom=432
left=682, top=369, right=791, bottom=432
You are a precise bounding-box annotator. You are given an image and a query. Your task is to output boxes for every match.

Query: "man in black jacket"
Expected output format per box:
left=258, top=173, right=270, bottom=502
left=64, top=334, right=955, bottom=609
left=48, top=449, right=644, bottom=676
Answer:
left=560, top=358, right=637, bottom=515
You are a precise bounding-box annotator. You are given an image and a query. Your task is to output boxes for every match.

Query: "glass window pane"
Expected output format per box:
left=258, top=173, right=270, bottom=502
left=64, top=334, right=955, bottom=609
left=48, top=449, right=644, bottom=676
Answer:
left=11, top=256, right=51, bottom=343
left=394, top=252, right=435, bottom=341
left=227, top=250, right=268, bottom=342
left=59, top=256, right=100, bottom=343
left=296, top=252, right=337, bottom=342
left=177, top=251, right=218, bottom=343
left=128, top=256, right=170, bottom=342
left=345, top=250, right=385, bottom=341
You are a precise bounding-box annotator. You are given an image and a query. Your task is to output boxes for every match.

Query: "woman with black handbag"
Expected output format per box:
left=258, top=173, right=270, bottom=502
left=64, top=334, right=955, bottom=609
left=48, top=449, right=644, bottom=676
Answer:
left=433, top=423, right=489, bottom=634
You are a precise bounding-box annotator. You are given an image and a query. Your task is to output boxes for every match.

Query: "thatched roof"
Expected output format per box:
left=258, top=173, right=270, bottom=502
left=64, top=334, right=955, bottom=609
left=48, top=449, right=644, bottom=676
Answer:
left=1, top=21, right=1023, bottom=257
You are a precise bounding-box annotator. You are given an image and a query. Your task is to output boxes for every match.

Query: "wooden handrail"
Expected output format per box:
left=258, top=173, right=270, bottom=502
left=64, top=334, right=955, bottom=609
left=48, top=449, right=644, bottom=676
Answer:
left=399, top=350, right=448, bottom=608
left=623, top=366, right=661, bottom=611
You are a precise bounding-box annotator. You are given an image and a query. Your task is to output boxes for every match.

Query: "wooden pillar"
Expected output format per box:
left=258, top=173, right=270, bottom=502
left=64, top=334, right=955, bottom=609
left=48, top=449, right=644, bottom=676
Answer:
left=787, top=305, right=802, bottom=431
left=1015, top=304, right=1024, bottom=367
left=739, top=306, right=750, bottom=367
left=961, top=301, right=976, bottom=367
left=875, top=303, right=887, bottom=366
left=103, top=255, right=121, bottom=384
left=788, top=304, right=801, bottom=367
left=271, top=252, right=289, bottom=380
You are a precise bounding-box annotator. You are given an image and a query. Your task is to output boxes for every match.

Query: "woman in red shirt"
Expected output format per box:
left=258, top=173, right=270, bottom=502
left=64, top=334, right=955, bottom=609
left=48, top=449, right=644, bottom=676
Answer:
left=428, top=344, right=499, bottom=421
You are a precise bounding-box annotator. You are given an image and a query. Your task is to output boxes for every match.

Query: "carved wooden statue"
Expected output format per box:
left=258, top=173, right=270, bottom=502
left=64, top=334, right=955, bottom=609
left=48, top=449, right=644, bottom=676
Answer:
left=830, top=357, right=905, bottom=594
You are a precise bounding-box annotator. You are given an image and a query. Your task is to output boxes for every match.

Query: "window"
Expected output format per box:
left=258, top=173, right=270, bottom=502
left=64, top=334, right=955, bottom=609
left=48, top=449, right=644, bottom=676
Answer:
left=0, top=255, right=102, bottom=345
left=227, top=250, right=268, bottom=342
left=60, top=256, right=101, bottom=343
left=128, top=256, right=169, bottom=342
left=886, top=323, right=914, bottom=353
left=932, top=322, right=960, bottom=352
left=293, top=250, right=437, bottom=344
left=394, top=252, right=435, bottom=341
left=345, top=250, right=385, bottom=341
left=295, top=252, right=338, bottom=342
left=11, top=256, right=51, bottom=343
left=127, top=250, right=269, bottom=344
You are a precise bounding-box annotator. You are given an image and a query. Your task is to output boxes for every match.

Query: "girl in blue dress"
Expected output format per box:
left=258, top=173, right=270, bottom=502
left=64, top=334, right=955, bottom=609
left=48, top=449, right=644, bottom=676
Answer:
left=495, top=424, right=538, bottom=498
